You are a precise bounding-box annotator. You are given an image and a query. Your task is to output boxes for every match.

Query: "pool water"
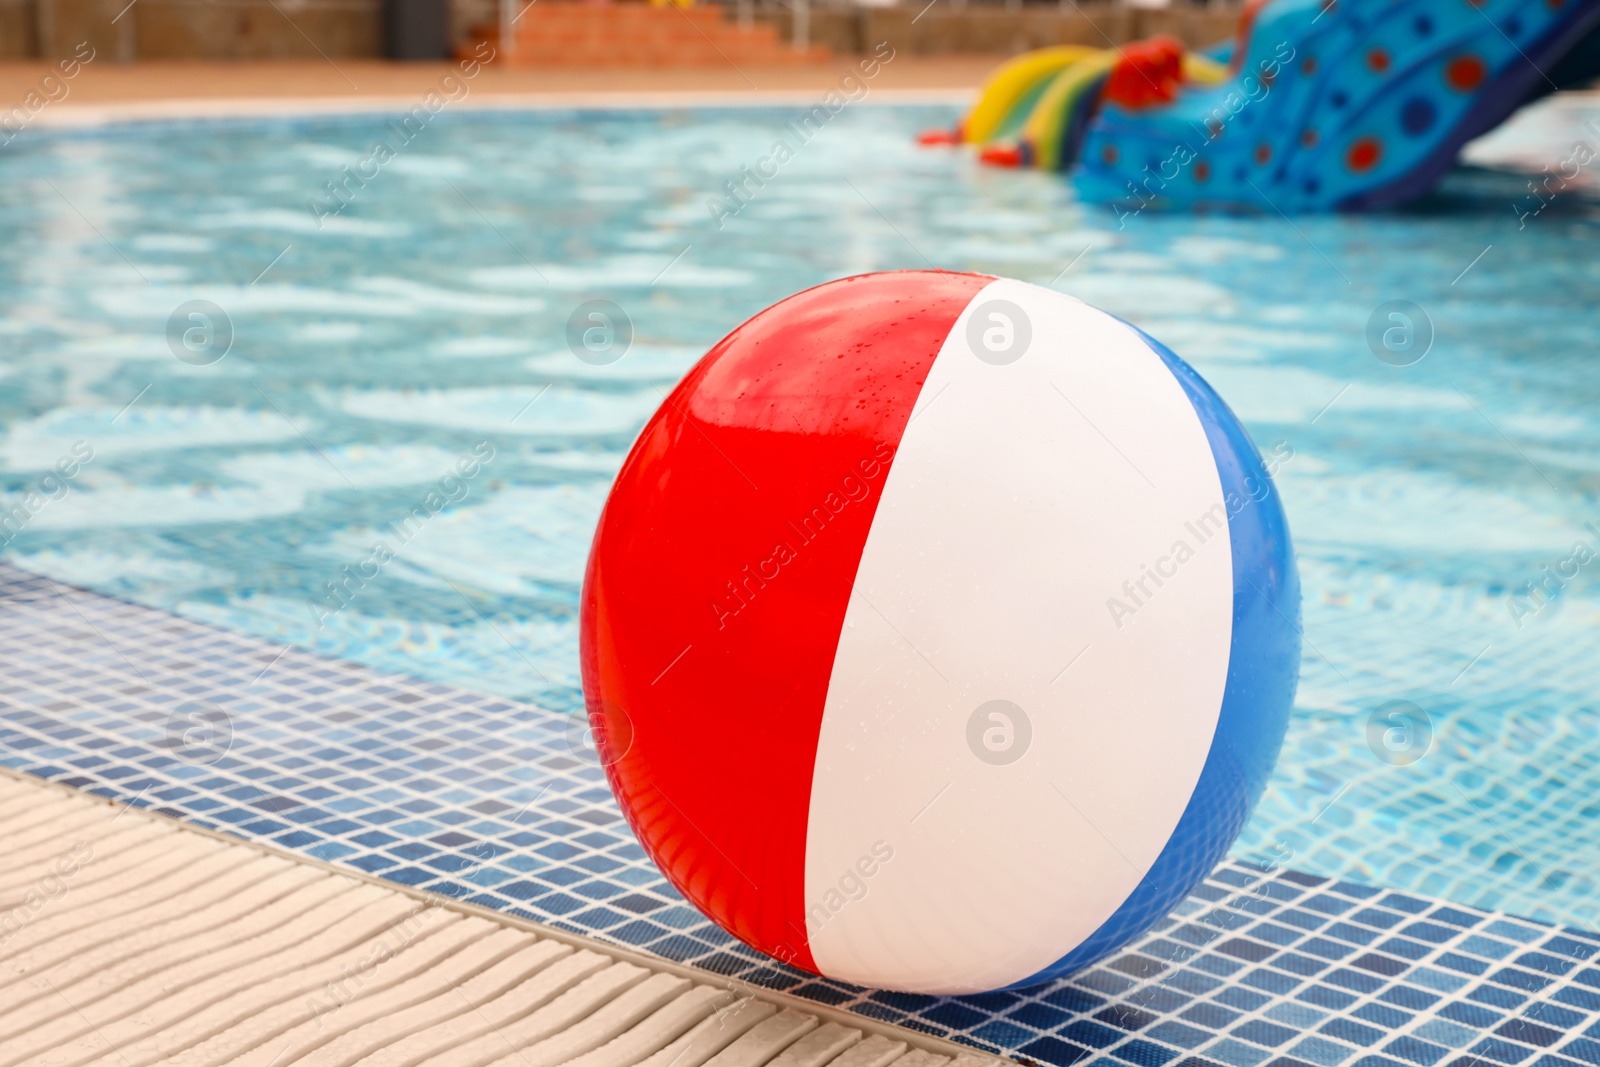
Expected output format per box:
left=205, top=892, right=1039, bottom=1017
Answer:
left=2, top=95, right=1599, bottom=936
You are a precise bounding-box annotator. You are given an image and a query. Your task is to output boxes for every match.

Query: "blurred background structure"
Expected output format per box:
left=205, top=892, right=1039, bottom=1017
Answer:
left=0, top=0, right=1241, bottom=66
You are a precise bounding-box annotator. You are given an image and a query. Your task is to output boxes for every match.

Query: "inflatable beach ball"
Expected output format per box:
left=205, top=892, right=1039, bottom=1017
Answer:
left=580, top=270, right=1299, bottom=994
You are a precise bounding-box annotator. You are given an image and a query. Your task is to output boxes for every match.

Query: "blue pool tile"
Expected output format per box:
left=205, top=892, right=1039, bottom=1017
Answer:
left=1280, top=911, right=1334, bottom=934
left=1009, top=1003, right=1073, bottom=1031
left=1379, top=896, right=1433, bottom=916
left=1334, top=886, right=1386, bottom=903
left=921, top=1011, right=992, bottom=1036
left=1114, top=955, right=1173, bottom=980
left=568, top=906, right=632, bottom=930
left=1470, top=997, right=1531, bottom=1026
left=1299, top=986, right=1359, bottom=1011
left=1441, top=955, right=1494, bottom=977
left=1180, top=926, right=1227, bottom=947
left=1379, top=941, right=1436, bottom=963
left=1247, top=971, right=1304, bottom=996
left=1414, top=1021, right=1479, bottom=1050
left=1412, top=969, right=1470, bottom=996
left=1557, top=1041, right=1600, bottom=1067
left=1030, top=988, right=1101, bottom=1015
left=1128, top=988, right=1190, bottom=1015
left=4, top=567, right=1600, bottom=1067
left=1468, top=1038, right=1539, bottom=1064
left=1498, top=1020, right=1569, bottom=1049
left=1149, top=1023, right=1215, bottom=1050
left=1443, top=1003, right=1505, bottom=1029
left=1196, top=953, right=1241, bottom=979
left=1518, top=956, right=1578, bottom=979
left=1322, top=1020, right=1385, bottom=1047
left=1215, top=870, right=1259, bottom=889
left=1113, top=1039, right=1182, bottom=1066
left=1183, top=1004, right=1242, bottom=1030
left=1277, top=955, right=1334, bottom=978
left=1256, top=926, right=1307, bottom=948
left=1353, top=1004, right=1414, bottom=1029
left=1485, top=925, right=1547, bottom=946
left=849, top=1002, right=908, bottom=1027
left=1328, top=971, right=1386, bottom=996
left=1235, top=1021, right=1301, bottom=1049
left=1146, top=940, right=1203, bottom=965
left=969, top=1021, right=1040, bottom=1050
left=1019, top=1037, right=1093, bottom=1067
left=1354, top=954, right=1412, bottom=977
left=604, top=920, right=666, bottom=946
left=1383, top=987, right=1441, bottom=1011
left=1207, top=1039, right=1274, bottom=1067
left=1303, top=940, right=1360, bottom=961
left=1492, top=970, right=1556, bottom=994
left=1062, top=1021, right=1125, bottom=1049
left=1288, top=1037, right=1361, bottom=1066
left=1099, top=1006, right=1160, bottom=1032
left=1269, top=1005, right=1329, bottom=1030
left=1306, top=898, right=1360, bottom=918
left=870, top=991, right=938, bottom=1013
left=1217, top=989, right=1272, bottom=1013
left=1079, top=970, right=1138, bottom=995
left=382, top=865, right=437, bottom=886
left=1545, top=940, right=1599, bottom=962
left=1280, top=873, right=1329, bottom=889
left=1405, top=925, right=1462, bottom=945
left=1261, top=883, right=1309, bottom=905
left=965, top=997, right=1038, bottom=1025
left=1525, top=1006, right=1583, bottom=1032
left=1385, top=1038, right=1450, bottom=1066
left=1157, top=969, right=1221, bottom=998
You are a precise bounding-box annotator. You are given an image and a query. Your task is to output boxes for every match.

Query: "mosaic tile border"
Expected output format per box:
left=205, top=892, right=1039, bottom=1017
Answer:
left=3, top=562, right=1600, bottom=1067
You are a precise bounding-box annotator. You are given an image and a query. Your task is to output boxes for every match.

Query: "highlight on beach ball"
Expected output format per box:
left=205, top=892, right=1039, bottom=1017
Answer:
left=579, top=270, right=1300, bottom=995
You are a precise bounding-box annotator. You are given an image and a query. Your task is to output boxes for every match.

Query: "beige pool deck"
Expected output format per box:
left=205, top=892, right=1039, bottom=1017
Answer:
left=0, top=768, right=1006, bottom=1067
left=0, top=57, right=993, bottom=125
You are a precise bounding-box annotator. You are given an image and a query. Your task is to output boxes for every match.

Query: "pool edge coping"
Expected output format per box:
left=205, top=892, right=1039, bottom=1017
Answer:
left=28, top=88, right=975, bottom=132
left=0, top=761, right=1016, bottom=1065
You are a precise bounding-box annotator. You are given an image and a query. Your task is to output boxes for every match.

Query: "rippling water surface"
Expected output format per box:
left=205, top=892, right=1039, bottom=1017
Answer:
left=2, top=95, right=1599, bottom=929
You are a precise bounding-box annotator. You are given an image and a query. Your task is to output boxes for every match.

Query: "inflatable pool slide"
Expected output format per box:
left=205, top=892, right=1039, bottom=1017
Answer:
left=922, top=0, right=1600, bottom=211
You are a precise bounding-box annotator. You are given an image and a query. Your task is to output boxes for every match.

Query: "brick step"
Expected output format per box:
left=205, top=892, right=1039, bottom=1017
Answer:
left=503, top=6, right=729, bottom=27
left=506, top=13, right=730, bottom=31
left=487, top=41, right=829, bottom=65
left=520, top=42, right=743, bottom=62
left=508, top=26, right=783, bottom=45
left=466, top=0, right=829, bottom=66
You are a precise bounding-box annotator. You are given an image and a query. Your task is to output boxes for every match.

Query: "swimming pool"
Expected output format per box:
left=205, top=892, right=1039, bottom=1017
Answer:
left=2, top=93, right=1599, bottom=948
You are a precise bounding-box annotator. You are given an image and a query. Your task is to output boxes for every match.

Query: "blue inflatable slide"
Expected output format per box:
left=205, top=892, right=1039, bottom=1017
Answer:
left=921, top=0, right=1600, bottom=211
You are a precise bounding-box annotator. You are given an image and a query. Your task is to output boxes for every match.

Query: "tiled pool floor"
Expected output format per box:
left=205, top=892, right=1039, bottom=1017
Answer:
left=5, top=563, right=1600, bottom=1067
